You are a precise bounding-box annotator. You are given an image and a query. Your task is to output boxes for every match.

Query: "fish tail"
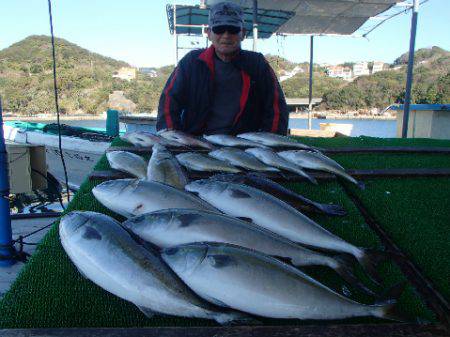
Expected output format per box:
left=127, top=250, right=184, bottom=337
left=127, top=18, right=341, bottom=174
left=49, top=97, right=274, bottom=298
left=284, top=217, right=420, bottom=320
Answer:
left=356, top=248, right=388, bottom=286
left=313, top=202, right=347, bottom=216
left=333, top=254, right=377, bottom=296
left=372, top=282, right=408, bottom=321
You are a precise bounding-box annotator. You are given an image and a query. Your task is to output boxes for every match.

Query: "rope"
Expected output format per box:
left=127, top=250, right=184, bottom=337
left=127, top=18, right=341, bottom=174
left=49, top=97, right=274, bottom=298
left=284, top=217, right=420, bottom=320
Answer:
left=47, top=0, right=71, bottom=203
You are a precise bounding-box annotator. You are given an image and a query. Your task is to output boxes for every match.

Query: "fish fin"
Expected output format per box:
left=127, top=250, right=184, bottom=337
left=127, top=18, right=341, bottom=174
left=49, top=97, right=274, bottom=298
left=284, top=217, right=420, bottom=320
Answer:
left=137, top=306, right=156, bottom=318
left=236, top=217, right=254, bottom=223
left=229, top=188, right=251, bottom=199
left=333, top=255, right=377, bottom=296
left=272, top=255, right=293, bottom=265
left=201, top=294, right=230, bottom=308
left=207, top=254, right=237, bottom=268
left=313, top=203, right=347, bottom=217
left=357, top=248, right=391, bottom=286
left=213, top=312, right=261, bottom=325
left=177, top=213, right=202, bottom=227
left=302, top=171, right=318, bottom=185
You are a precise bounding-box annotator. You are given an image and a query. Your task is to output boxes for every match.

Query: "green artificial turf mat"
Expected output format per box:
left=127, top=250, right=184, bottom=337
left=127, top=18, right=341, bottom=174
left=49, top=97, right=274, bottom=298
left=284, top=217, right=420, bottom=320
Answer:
left=1, top=135, right=448, bottom=328
left=347, top=177, right=450, bottom=303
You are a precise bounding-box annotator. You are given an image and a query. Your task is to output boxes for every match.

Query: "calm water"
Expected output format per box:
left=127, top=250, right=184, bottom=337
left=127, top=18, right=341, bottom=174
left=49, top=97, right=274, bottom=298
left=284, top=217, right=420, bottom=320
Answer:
left=23, top=118, right=398, bottom=138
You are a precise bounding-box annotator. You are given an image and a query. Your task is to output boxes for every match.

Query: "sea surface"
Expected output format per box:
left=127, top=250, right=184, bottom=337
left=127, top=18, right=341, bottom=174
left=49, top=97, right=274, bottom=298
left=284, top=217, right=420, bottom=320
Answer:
left=20, top=118, right=398, bottom=138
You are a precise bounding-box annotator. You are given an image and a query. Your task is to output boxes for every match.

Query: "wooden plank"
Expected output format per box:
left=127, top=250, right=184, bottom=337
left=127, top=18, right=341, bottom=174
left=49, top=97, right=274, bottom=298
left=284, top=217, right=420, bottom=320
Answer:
left=0, top=324, right=447, bottom=337
left=89, top=168, right=450, bottom=182
left=341, top=183, right=450, bottom=327
left=325, top=147, right=450, bottom=154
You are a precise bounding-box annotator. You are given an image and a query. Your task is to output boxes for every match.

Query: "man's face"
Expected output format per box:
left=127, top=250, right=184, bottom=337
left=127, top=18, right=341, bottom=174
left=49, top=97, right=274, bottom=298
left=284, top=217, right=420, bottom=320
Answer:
left=208, top=25, right=245, bottom=56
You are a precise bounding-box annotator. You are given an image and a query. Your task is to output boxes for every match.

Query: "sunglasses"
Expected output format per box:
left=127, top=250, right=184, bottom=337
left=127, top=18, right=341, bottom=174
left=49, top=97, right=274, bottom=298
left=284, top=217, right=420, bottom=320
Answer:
left=212, top=25, right=241, bottom=35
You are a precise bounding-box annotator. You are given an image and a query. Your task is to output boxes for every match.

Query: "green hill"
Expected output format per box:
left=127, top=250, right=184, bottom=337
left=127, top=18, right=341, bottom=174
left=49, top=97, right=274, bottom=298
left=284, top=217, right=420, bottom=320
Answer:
left=0, top=35, right=168, bottom=115
left=0, top=36, right=448, bottom=115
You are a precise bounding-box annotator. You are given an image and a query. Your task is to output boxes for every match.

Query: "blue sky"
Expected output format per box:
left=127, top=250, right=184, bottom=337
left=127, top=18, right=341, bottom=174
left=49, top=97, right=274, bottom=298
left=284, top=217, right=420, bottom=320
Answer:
left=1, top=0, right=449, bottom=67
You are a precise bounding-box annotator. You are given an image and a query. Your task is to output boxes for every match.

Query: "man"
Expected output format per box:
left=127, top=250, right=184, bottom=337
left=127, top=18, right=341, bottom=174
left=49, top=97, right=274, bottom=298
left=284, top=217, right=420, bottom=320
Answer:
left=157, top=1, right=288, bottom=135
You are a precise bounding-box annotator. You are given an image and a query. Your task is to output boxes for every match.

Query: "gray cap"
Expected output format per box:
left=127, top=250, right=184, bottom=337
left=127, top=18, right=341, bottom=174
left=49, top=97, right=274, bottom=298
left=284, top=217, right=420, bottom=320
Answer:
left=208, top=2, right=244, bottom=29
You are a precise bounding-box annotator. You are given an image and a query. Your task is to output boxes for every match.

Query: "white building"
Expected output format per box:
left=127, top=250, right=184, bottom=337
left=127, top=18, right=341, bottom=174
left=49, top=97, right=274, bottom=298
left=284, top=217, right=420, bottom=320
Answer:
left=371, top=61, right=385, bottom=74
left=353, top=62, right=370, bottom=77
left=326, top=65, right=353, bottom=81
left=112, top=67, right=137, bottom=81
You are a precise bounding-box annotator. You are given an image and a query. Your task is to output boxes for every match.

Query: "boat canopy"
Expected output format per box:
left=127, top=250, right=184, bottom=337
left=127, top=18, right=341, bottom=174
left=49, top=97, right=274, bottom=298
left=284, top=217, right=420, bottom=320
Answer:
left=167, top=0, right=401, bottom=37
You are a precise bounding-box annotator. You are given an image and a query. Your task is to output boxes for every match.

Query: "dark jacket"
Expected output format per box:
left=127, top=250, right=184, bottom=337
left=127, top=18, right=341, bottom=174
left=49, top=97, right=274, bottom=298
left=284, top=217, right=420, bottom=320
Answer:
left=157, top=45, right=288, bottom=135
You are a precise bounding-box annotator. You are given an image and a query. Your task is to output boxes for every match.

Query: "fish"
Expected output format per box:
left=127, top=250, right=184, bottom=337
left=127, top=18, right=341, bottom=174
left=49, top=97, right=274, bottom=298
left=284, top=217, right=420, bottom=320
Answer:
left=147, top=143, right=189, bottom=189
left=123, top=208, right=369, bottom=293
left=245, top=147, right=317, bottom=184
left=237, top=132, right=315, bottom=150
left=210, top=173, right=347, bottom=216
left=278, top=150, right=363, bottom=188
left=209, top=148, right=279, bottom=172
left=121, top=131, right=184, bottom=148
left=176, top=152, right=241, bottom=173
left=162, top=242, right=400, bottom=320
left=92, top=178, right=217, bottom=218
left=185, top=179, right=381, bottom=282
left=59, top=211, right=246, bottom=324
left=158, top=129, right=215, bottom=150
left=106, top=151, right=147, bottom=179
left=203, top=134, right=266, bottom=148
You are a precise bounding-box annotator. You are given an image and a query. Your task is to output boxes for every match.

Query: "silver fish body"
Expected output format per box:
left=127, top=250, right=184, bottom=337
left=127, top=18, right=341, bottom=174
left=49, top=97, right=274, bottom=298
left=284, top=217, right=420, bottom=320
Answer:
left=121, top=131, right=184, bottom=148
left=203, top=134, right=266, bottom=148
left=185, top=180, right=364, bottom=261
left=279, top=150, right=359, bottom=185
left=209, top=148, right=279, bottom=172
left=93, top=179, right=217, bottom=218
left=59, top=211, right=241, bottom=323
left=158, top=129, right=215, bottom=150
left=237, top=132, right=313, bottom=149
left=245, top=147, right=317, bottom=183
left=176, top=152, right=241, bottom=173
left=162, top=242, right=393, bottom=320
left=123, top=208, right=341, bottom=269
left=147, top=143, right=189, bottom=189
left=106, top=151, right=147, bottom=179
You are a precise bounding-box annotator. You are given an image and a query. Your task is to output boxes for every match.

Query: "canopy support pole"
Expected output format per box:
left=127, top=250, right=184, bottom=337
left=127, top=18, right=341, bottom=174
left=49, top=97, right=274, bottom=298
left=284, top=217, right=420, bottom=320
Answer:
left=308, top=36, right=314, bottom=130
left=173, top=4, right=178, bottom=65
left=0, top=96, right=16, bottom=267
left=402, top=0, right=419, bottom=138
left=252, top=0, right=258, bottom=51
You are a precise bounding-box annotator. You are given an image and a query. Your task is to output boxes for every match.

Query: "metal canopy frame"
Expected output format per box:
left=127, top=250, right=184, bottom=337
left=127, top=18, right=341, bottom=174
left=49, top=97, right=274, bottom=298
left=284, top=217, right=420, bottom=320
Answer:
left=166, top=1, right=418, bottom=132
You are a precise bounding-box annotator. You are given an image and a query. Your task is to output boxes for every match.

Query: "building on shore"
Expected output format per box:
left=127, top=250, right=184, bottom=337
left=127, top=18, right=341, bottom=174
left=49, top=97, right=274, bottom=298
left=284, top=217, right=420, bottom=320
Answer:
left=326, top=65, right=353, bottom=81
left=353, top=62, right=370, bottom=77
left=139, top=67, right=158, bottom=77
left=371, top=61, right=386, bottom=74
left=112, top=67, right=137, bottom=81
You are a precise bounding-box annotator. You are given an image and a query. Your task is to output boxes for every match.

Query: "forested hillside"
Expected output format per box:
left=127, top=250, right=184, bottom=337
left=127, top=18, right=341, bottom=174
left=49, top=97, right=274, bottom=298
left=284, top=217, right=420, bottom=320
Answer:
left=0, top=35, right=448, bottom=115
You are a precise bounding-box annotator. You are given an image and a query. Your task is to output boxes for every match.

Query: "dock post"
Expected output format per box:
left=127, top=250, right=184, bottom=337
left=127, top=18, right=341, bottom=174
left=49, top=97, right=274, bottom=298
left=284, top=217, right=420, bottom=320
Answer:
left=106, top=109, right=120, bottom=137
left=0, top=96, right=16, bottom=267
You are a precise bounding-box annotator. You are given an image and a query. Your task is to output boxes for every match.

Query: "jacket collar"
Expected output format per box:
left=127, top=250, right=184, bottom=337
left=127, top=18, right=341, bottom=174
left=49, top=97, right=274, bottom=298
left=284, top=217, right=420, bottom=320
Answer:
left=198, top=45, right=245, bottom=75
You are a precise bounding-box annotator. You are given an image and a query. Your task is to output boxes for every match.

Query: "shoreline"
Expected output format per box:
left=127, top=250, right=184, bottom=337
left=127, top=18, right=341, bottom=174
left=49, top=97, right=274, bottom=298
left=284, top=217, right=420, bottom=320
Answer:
left=4, top=113, right=397, bottom=122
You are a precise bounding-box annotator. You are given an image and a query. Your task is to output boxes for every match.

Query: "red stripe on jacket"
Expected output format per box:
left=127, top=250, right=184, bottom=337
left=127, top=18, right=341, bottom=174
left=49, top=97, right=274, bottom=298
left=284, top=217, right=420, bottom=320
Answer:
left=163, top=68, right=179, bottom=129
left=269, top=67, right=280, bottom=132
left=198, top=46, right=215, bottom=81
left=233, top=70, right=251, bottom=125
